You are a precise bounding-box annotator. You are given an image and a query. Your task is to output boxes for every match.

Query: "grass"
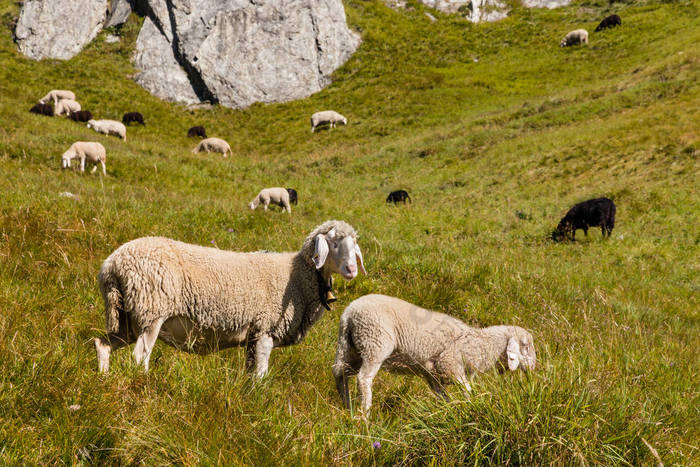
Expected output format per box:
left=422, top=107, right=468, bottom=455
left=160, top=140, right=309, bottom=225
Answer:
left=0, top=0, right=698, bottom=463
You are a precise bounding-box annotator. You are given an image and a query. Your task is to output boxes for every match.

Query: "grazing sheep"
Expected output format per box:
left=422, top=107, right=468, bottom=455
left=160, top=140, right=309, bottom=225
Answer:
left=311, top=110, right=347, bottom=133
left=54, top=99, right=81, bottom=117
left=192, top=137, right=231, bottom=157
left=249, top=187, right=292, bottom=214
left=552, top=197, right=616, bottom=241
left=560, top=29, right=589, bottom=47
left=94, top=220, right=367, bottom=376
left=61, top=142, right=106, bottom=176
left=87, top=119, right=127, bottom=141
left=595, top=14, right=621, bottom=32
left=286, top=188, right=298, bottom=205
left=29, top=103, right=53, bottom=116
left=122, top=112, right=145, bottom=126
left=39, top=90, right=75, bottom=105
left=333, top=294, right=537, bottom=413
left=69, top=110, right=93, bottom=123
left=386, top=190, right=412, bottom=204
left=187, top=126, right=207, bottom=138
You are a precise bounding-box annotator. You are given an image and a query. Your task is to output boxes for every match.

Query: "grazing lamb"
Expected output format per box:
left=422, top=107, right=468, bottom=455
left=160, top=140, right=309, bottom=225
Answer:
left=69, top=110, right=93, bottom=123
left=595, top=14, right=621, bottom=32
left=386, top=190, right=412, bottom=204
left=249, top=187, right=292, bottom=214
left=333, top=294, right=537, bottom=413
left=192, top=137, right=231, bottom=157
left=311, top=111, right=347, bottom=133
left=187, top=126, right=207, bottom=138
left=54, top=99, right=81, bottom=117
left=61, top=142, right=106, bottom=176
left=87, top=119, right=127, bottom=141
left=560, top=29, right=589, bottom=47
left=122, top=112, right=145, bottom=126
left=94, top=220, right=367, bottom=376
left=552, top=197, right=616, bottom=241
left=29, top=103, right=53, bottom=116
left=39, top=90, right=75, bottom=105
left=287, top=188, right=299, bottom=205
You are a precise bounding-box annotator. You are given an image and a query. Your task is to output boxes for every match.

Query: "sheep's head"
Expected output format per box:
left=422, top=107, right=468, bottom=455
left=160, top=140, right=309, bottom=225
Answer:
left=86, top=120, right=96, bottom=129
left=341, top=117, right=348, bottom=125
left=61, top=150, right=74, bottom=169
left=304, top=220, right=366, bottom=281
left=506, top=329, right=537, bottom=371
left=552, top=219, right=573, bottom=242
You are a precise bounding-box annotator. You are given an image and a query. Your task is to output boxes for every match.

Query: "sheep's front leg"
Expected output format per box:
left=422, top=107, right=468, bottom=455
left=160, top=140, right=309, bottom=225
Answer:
left=253, top=334, right=274, bottom=378
left=456, top=373, right=472, bottom=394
left=357, top=361, right=381, bottom=414
left=80, top=156, right=86, bottom=173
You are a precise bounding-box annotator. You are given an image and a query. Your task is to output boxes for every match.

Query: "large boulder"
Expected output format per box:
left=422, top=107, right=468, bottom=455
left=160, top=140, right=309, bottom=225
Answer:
left=105, top=0, right=133, bottom=28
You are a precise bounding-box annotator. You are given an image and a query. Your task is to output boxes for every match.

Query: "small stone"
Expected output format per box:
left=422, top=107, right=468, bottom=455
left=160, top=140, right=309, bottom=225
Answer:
left=104, top=34, right=120, bottom=44
left=68, top=404, right=81, bottom=412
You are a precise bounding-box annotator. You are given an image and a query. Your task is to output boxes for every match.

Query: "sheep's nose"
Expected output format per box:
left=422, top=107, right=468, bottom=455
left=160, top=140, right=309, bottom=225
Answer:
left=346, top=264, right=357, bottom=274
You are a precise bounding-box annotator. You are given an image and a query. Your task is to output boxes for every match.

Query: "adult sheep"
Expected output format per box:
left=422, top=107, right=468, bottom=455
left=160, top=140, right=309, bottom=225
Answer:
left=122, top=112, right=145, bottom=126
left=560, top=29, right=589, bottom=47
left=552, top=197, right=616, bottom=241
left=249, top=187, right=292, bottom=213
left=595, top=14, right=621, bottom=32
left=39, top=90, right=75, bottom=105
left=61, top=142, right=106, bottom=175
left=54, top=99, right=81, bottom=117
left=69, top=110, right=93, bottom=123
left=29, top=103, right=53, bottom=116
left=192, top=137, right=231, bottom=157
left=187, top=126, right=207, bottom=138
left=311, top=111, right=347, bottom=133
left=94, top=220, right=367, bottom=376
left=87, top=119, right=127, bottom=141
left=386, top=190, right=411, bottom=204
left=333, top=294, right=537, bottom=413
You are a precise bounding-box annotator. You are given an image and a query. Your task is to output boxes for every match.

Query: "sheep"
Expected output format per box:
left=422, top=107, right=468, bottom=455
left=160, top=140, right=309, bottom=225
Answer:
left=54, top=99, right=81, bottom=117
left=187, top=126, right=207, bottom=138
left=552, top=197, right=616, bottom=241
left=386, top=190, right=411, bottom=204
left=192, top=137, right=231, bottom=157
left=122, top=112, right=145, bottom=126
left=560, top=29, right=589, bottom=47
left=93, top=220, right=367, bottom=376
left=61, top=142, right=106, bottom=176
left=249, top=187, right=292, bottom=214
left=595, top=14, right=621, bottom=32
left=286, top=188, right=298, bottom=205
left=87, top=119, right=127, bottom=141
left=69, top=110, right=93, bottom=123
left=333, top=294, right=536, bottom=413
left=29, top=103, right=53, bottom=116
left=310, top=110, right=347, bottom=133
left=39, top=90, right=75, bottom=105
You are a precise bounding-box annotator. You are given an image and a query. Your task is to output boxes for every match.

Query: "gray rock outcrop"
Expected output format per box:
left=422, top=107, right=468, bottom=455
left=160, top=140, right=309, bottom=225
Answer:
left=411, top=0, right=571, bottom=21
left=105, top=0, right=133, bottom=28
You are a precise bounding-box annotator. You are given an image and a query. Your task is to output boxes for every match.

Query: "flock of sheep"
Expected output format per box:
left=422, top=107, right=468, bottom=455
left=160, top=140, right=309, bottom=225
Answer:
left=560, top=14, right=621, bottom=47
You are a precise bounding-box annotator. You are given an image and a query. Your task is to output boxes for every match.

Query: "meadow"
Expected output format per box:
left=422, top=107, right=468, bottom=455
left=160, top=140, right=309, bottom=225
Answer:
left=0, top=0, right=698, bottom=463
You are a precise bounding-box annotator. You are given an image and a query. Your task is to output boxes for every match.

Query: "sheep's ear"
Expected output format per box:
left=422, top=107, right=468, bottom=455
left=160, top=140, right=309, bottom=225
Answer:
left=506, top=337, right=520, bottom=371
left=355, top=243, right=367, bottom=275
left=313, top=234, right=329, bottom=269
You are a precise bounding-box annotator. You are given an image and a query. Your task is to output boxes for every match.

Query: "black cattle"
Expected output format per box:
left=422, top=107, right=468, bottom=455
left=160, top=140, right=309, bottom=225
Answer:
left=595, top=14, right=621, bottom=32
left=29, top=103, right=53, bottom=116
left=122, top=112, right=145, bottom=126
left=552, top=197, right=616, bottom=241
left=187, top=126, right=207, bottom=138
left=286, top=188, right=298, bottom=205
left=69, top=110, right=93, bottom=122
left=386, top=190, right=412, bottom=204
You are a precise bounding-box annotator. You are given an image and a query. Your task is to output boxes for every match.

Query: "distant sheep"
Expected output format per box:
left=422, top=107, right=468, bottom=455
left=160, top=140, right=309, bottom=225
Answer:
left=311, top=111, right=347, bottom=133
left=386, top=190, right=411, bottom=204
left=122, top=112, right=145, bottom=126
left=29, top=103, right=53, bottom=116
left=249, top=187, right=292, bottom=213
left=87, top=119, right=127, bottom=141
left=39, top=90, right=75, bottom=105
left=552, top=197, right=616, bottom=241
left=61, top=142, right=106, bottom=176
left=70, top=110, right=93, bottom=122
left=187, top=126, right=207, bottom=138
left=595, top=14, right=621, bottom=32
left=560, top=29, right=589, bottom=47
left=192, top=137, right=231, bottom=157
left=54, top=99, right=81, bottom=117
left=287, top=188, right=298, bottom=205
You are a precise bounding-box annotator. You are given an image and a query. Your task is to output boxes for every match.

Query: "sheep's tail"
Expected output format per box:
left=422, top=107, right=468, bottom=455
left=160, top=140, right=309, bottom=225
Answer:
left=333, top=314, right=354, bottom=408
left=98, top=258, right=123, bottom=334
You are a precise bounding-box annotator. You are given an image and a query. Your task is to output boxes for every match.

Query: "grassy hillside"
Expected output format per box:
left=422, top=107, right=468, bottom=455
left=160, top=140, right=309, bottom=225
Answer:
left=0, top=0, right=698, bottom=463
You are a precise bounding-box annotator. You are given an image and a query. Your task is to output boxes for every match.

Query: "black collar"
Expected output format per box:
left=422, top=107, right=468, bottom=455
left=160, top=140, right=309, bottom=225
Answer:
left=316, top=270, right=337, bottom=311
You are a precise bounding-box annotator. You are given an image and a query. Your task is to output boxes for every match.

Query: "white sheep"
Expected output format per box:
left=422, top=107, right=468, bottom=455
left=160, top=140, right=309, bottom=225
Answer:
left=61, top=142, right=106, bottom=175
left=39, top=89, right=76, bottom=105
left=54, top=99, right=81, bottom=117
left=333, top=294, right=537, bottom=413
left=94, top=220, right=367, bottom=376
left=87, top=119, right=127, bottom=141
left=248, top=187, right=292, bottom=214
left=311, top=111, right=347, bottom=133
left=560, top=29, right=589, bottom=47
left=192, top=137, right=231, bottom=157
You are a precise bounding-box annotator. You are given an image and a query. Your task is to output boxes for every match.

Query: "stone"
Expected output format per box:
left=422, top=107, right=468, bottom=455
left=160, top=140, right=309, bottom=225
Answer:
left=104, top=0, right=132, bottom=28
left=104, top=34, right=120, bottom=43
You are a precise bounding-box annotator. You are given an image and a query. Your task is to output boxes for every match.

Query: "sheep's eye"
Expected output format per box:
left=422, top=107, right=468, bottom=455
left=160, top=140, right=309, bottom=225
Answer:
left=332, top=242, right=338, bottom=249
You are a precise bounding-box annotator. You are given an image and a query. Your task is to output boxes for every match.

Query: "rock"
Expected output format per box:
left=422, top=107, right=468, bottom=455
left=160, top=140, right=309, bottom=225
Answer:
left=409, top=0, right=571, bottom=21
left=104, top=34, right=120, bottom=43
left=14, top=0, right=108, bottom=60
left=425, top=12, right=437, bottom=21
left=104, top=0, right=132, bottom=28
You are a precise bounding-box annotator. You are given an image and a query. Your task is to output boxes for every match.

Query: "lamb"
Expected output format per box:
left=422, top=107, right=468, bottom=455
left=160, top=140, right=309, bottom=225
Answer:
left=94, top=220, right=367, bottom=376
left=249, top=187, right=292, bottom=213
left=69, top=110, right=93, bottom=123
left=39, top=90, right=75, bottom=105
left=187, top=126, right=207, bottom=138
left=560, top=29, right=589, bottom=47
left=333, top=294, right=537, bottom=413
left=54, top=99, right=81, bottom=117
left=552, top=197, right=616, bottom=241
left=87, top=119, right=127, bottom=141
left=286, top=188, right=298, bottom=205
left=595, top=14, right=621, bottom=32
left=122, top=112, right=145, bottom=126
left=310, top=111, right=347, bottom=133
left=61, top=142, right=106, bottom=176
left=29, top=103, right=53, bottom=116
left=386, top=190, right=412, bottom=204
left=192, top=137, right=231, bottom=157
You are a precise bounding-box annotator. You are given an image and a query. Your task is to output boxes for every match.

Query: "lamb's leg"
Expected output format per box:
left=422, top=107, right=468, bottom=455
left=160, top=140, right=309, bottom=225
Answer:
left=333, top=362, right=352, bottom=409
left=456, top=373, right=473, bottom=394
left=94, top=333, right=131, bottom=374
left=80, top=156, right=86, bottom=173
left=357, top=360, right=381, bottom=414
left=253, top=334, right=274, bottom=378
left=101, top=161, right=106, bottom=176
left=132, top=318, right=164, bottom=372
left=91, top=164, right=97, bottom=174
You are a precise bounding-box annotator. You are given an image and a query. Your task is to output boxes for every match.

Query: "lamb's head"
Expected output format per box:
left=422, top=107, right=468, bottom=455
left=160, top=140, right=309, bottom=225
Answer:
left=341, top=117, right=348, bottom=126
left=61, top=149, right=75, bottom=169
left=505, top=328, right=537, bottom=371
left=302, top=220, right=366, bottom=281
left=86, top=120, right=96, bottom=129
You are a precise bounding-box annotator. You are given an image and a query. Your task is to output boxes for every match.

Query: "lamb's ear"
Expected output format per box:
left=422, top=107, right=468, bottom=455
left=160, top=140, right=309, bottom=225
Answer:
left=313, top=234, right=329, bottom=269
left=355, top=243, right=367, bottom=275
left=506, top=337, right=520, bottom=371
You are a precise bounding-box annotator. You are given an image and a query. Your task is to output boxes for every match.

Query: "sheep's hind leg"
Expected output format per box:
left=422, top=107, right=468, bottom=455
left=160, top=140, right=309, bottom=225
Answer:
left=357, top=361, right=381, bottom=415
left=132, top=318, right=165, bottom=372
left=94, top=333, right=132, bottom=374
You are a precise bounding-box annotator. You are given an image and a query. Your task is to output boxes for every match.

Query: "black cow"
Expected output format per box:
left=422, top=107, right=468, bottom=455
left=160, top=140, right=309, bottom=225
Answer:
left=187, top=126, right=207, bottom=138
left=386, top=190, right=412, bottom=204
left=552, top=197, right=616, bottom=241
left=286, top=188, right=298, bottom=205
left=595, top=14, right=621, bottom=32
left=70, top=110, right=93, bottom=122
left=122, top=112, right=145, bottom=126
left=29, top=103, right=53, bottom=116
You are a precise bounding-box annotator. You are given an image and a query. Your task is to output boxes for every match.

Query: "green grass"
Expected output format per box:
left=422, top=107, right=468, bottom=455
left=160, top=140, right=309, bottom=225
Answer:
left=0, top=0, right=698, bottom=463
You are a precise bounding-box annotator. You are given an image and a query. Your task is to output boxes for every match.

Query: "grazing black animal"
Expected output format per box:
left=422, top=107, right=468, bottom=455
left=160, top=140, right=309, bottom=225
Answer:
left=386, top=190, right=412, bottom=204
left=122, top=112, right=145, bottom=126
left=552, top=197, right=616, bottom=241
left=69, top=110, right=93, bottom=122
left=595, top=14, right=621, bottom=32
left=286, top=188, right=298, bottom=205
left=29, top=103, right=53, bottom=116
left=187, top=126, right=207, bottom=138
